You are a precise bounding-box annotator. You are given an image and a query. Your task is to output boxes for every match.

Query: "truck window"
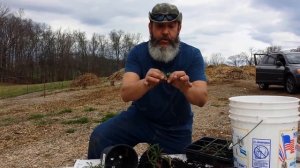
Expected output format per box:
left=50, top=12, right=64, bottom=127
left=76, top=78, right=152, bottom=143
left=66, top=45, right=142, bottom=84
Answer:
left=277, top=55, right=286, bottom=65
left=262, top=55, right=275, bottom=65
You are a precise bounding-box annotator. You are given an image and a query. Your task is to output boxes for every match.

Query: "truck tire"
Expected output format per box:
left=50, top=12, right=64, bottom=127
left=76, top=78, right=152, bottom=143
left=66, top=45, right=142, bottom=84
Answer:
left=285, top=75, right=297, bottom=94
left=258, top=83, right=269, bottom=90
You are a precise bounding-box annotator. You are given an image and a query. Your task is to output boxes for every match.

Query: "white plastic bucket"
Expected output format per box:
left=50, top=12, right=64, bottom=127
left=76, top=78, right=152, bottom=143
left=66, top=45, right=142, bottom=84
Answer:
left=229, top=95, right=300, bottom=168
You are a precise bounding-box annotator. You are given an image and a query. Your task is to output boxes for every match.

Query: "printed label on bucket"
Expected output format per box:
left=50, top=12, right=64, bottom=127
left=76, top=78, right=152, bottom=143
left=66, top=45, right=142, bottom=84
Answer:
left=278, top=130, right=297, bottom=167
left=252, top=138, right=271, bottom=168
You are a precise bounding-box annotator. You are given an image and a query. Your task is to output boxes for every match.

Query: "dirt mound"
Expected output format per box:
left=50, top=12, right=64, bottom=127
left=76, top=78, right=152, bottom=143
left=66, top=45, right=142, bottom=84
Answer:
left=108, top=68, right=125, bottom=81
left=206, top=65, right=255, bottom=84
left=71, top=73, right=100, bottom=88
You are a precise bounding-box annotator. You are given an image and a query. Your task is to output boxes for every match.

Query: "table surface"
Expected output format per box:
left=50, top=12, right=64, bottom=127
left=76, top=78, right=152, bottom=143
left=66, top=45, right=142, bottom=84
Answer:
left=70, top=155, right=300, bottom=168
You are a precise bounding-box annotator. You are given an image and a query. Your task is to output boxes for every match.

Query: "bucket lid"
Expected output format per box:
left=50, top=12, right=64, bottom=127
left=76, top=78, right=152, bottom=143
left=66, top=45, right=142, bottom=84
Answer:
left=229, top=114, right=300, bottom=124
left=229, top=95, right=299, bottom=105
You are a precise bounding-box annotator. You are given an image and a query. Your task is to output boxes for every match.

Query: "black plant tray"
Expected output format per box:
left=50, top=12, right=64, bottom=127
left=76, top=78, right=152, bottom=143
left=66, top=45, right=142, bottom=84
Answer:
left=185, top=137, right=233, bottom=167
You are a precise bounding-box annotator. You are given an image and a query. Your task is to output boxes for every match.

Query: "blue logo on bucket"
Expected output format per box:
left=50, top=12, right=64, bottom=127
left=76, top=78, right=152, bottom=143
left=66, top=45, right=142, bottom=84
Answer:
left=252, top=138, right=271, bottom=168
left=254, top=145, right=269, bottom=159
left=240, top=148, right=247, bottom=156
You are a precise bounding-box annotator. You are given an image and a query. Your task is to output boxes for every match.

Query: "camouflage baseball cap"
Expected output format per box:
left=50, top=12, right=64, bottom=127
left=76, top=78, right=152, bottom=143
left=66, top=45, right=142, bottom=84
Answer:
left=149, top=3, right=182, bottom=23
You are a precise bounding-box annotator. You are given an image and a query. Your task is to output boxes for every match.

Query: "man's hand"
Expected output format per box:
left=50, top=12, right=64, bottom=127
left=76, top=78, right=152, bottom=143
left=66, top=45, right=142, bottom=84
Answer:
left=143, top=68, right=165, bottom=88
left=167, top=71, right=192, bottom=92
left=165, top=70, right=207, bottom=107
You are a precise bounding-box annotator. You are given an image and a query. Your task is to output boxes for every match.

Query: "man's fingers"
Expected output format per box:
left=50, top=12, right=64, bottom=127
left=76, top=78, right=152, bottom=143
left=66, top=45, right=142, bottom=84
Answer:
left=145, top=76, right=162, bottom=88
left=148, top=70, right=165, bottom=80
left=167, top=73, right=177, bottom=83
left=180, top=75, right=189, bottom=82
left=143, top=80, right=149, bottom=86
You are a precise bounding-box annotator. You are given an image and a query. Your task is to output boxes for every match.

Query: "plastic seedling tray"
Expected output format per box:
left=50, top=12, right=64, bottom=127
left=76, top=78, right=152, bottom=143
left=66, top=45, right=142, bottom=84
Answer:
left=185, top=137, right=233, bottom=167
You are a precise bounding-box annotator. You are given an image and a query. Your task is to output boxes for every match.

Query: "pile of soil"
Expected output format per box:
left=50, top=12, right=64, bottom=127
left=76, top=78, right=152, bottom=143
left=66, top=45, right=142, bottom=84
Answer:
left=107, top=68, right=125, bottom=86
left=70, top=73, right=100, bottom=88
left=107, top=68, right=125, bottom=81
left=206, top=65, right=255, bottom=84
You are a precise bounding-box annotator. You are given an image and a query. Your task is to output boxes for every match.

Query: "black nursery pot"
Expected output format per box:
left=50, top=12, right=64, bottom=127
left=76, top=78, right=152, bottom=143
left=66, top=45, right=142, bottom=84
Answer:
left=100, top=144, right=138, bottom=168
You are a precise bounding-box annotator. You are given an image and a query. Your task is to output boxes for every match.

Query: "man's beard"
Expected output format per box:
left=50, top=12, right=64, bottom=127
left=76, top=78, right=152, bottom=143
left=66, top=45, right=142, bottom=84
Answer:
left=148, top=34, right=180, bottom=63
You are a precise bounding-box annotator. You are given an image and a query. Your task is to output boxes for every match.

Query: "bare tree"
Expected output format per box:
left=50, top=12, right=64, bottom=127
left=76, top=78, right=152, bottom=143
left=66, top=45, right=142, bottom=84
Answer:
left=208, top=53, right=225, bottom=66
left=203, top=56, right=209, bottom=67
left=0, top=3, right=9, bottom=18
left=88, top=33, right=100, bottom=74
left=74, top=31, right=88, bottom=73
left=0, top=3, right=9, bottom=82
left=55, top=29, right=74, bottom=81
left=96, top=34, right=112, bottom=76
left=121, top=32, right=141, bottom=65
left=246, top=48, right=255, bottom=66
left=227, top=53, right=248, bottom=67
left=109, top=29, right=124, bottom=70
left=265, top=45, right=281, bottom=53
left=290, top=46, right=300, bottom=52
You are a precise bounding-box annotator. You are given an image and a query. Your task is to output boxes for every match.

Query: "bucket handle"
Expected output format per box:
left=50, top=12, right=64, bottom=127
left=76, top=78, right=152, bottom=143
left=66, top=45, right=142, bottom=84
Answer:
left=228, top=119, right=263, bottom=150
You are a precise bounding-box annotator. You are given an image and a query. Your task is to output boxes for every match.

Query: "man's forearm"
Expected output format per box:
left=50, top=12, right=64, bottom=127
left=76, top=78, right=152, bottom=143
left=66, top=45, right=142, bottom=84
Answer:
left=121, top=79, right=150, bottom=102
left=181, top=82, right=208, bottom=107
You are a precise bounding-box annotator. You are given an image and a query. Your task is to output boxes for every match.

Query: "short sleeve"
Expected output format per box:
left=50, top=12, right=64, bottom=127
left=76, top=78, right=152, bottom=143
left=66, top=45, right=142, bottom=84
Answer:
left=125, top=47, right=141, bottom=77
left=188, top=48, right=207, bottom=82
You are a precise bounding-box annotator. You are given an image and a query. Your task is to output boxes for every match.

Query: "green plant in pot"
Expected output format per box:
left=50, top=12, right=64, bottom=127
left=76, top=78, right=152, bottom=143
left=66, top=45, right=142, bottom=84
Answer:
left=138, top=144, right=171, bottom=168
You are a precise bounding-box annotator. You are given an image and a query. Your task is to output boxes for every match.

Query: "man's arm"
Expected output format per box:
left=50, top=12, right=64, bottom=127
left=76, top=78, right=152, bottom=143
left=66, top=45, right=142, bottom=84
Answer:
left=167, top=71, right=208, bottom=107
left=120, top=72, right=149, bottom=102
left=181, top=80, right=208, bottom=107
left=120, top=69, right=165, bottom=102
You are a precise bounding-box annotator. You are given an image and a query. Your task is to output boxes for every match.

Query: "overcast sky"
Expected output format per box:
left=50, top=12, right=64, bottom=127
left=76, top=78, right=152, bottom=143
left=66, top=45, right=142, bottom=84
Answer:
left=3, top=0, right=300, bottom=58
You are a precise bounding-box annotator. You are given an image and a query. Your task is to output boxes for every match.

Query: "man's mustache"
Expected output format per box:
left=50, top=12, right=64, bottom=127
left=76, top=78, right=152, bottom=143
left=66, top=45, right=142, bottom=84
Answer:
left=153, top=37, right=176, bottom=47
left=158, top=37, right=171, bottom=42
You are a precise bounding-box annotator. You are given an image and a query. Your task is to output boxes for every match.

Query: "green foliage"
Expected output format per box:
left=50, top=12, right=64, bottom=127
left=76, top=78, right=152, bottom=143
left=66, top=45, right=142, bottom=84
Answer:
left=28, top=114, right=45, bottom=120
left=147, top=144, right=163, bottom=167
left=142, top=144, right=172, bottom=168
left=0, top=117, right=15, bottom=126
left=101, top=112, right=117, bottom=123
left=84, top=107, right=96, bottom=112
left=0, top=81, right=71, bottom=99
left=58, top=108, right=73, bottom=114
left=34, top=119, right=53, bottom=126
left=62, top=117, right=89, bottom=125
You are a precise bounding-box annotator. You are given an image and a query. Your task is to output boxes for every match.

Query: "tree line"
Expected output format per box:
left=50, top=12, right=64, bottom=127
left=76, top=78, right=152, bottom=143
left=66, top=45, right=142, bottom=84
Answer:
left=0, top=4, right=141, bottom=83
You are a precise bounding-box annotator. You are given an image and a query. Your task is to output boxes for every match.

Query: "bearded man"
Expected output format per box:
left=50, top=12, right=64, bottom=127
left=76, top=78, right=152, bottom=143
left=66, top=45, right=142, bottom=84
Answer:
left=88, top=3, right=208, bottom=159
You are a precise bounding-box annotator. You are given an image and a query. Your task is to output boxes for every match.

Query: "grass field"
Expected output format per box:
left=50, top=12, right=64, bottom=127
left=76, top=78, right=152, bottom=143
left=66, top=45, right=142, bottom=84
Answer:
left=0, top=81, right=71, bottom=99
